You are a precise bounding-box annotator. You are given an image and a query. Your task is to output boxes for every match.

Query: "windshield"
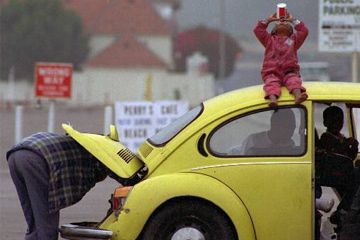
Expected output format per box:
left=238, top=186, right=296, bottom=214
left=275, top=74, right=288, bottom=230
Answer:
left=148, top=104, right=203, bottom=146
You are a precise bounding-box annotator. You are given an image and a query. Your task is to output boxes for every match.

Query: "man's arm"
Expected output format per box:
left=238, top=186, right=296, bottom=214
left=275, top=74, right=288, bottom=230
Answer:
left=345, top=137, right=359, bottom=160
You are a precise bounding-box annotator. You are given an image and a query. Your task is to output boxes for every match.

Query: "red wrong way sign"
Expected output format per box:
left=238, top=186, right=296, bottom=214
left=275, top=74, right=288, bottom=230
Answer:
left=35, top=62, right=73, bottom=99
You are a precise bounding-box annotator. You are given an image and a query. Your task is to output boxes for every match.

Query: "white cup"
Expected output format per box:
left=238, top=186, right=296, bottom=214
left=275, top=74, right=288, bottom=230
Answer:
left=277, top=3, right=287, bottom=19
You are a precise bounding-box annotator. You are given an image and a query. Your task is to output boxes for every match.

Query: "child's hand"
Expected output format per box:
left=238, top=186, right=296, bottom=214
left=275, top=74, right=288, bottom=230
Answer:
left=267, top=13, right=278, bottom=23
left=286, top=13, right=295, bottom=23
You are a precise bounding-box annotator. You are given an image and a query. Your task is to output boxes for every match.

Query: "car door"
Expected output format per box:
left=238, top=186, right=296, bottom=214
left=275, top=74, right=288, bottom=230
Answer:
left=350, top=105, right=360, bottom=164
left=196, top=102, right=313, bottom=240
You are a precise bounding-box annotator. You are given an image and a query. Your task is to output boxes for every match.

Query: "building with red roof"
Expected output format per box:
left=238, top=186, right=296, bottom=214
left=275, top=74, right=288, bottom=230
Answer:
left=0, top=0, right=214, bottom=106
left=64, top=0, right=171, bottom=35
left=61, top=0, right=213, bottom=106
left=63, top=0, right=173, bottom=70
left=86, top=34, right=167, bottom=69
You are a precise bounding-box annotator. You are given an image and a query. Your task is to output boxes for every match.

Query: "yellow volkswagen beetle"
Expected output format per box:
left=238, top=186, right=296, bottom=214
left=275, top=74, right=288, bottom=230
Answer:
left=60, top=82, right=360, bottom=240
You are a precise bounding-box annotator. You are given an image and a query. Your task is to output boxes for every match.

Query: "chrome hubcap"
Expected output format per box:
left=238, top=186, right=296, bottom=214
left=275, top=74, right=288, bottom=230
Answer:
left=171, top=227, right=205, bottom=240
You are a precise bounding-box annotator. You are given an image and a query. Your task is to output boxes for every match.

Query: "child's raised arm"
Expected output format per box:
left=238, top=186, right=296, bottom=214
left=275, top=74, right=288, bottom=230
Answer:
left=253, top=13, right=277, bottom=47
left=287, top=14, right=309, bottom=50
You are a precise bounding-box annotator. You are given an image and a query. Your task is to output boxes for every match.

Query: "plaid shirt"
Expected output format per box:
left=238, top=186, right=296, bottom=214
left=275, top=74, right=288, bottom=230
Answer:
left=7, top=132, right=107, bottom=213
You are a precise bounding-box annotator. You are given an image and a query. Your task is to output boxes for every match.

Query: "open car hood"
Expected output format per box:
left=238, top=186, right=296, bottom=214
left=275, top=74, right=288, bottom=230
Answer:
left=62, top=124, right=144, bottom=179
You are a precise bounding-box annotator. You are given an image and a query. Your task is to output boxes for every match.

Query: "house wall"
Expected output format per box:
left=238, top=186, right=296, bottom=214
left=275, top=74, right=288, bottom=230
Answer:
left=138, top=36, right=173, bottom=68
left=71, top=68, right=214, bottom=106
left=0, top=80, right=33, bottom=104
left=0, top=70, right=214, bottom=107
left=88, top=35, right=116, bottom=58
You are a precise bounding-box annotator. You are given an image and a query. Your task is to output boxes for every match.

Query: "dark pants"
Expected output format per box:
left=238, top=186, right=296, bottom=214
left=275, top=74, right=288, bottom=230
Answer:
left=350, top=168, right=360, bottom=212
left=316, top=153, right=360, bottom=211
left=7, top=149, right=59, bottom=240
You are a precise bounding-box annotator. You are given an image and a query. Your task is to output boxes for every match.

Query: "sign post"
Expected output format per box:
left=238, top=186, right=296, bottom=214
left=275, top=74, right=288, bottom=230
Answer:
left=35, top=62, right=73, bottom=132
left=353, top=52, right=359, bottom=82
left=319, top=0, right=360, bottom=82
left=15, top=105, right=23, bottom=143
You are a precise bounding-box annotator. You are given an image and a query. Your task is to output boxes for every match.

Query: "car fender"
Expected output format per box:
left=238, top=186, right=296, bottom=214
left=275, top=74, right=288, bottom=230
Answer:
left=101, top=172, right=256, bottom=240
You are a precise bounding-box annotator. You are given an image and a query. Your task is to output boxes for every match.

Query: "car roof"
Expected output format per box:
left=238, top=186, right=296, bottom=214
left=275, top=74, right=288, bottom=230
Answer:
left=203, top=82, right=360, bottom=115
left=151, top=82, right=360, bottom=157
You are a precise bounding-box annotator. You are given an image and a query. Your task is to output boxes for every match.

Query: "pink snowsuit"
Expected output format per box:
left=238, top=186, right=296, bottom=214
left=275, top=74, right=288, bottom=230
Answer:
left=254, top=20, right=309, bottom=98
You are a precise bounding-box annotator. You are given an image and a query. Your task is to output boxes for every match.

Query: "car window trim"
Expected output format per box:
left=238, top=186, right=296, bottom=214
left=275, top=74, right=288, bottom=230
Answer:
left=348, top=104, right=360, bottom=143
left=206, top=105, right=308, bottom=158
left=148, top=103, right=204, bottom=147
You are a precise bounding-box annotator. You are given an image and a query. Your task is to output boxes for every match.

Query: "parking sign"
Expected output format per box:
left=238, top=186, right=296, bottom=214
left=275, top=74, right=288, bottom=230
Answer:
left=319, top=0, right=360, bottom=52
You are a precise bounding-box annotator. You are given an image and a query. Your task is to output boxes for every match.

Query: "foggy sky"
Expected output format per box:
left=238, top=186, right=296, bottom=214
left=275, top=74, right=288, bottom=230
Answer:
left=176, top=0, right=319, bottom=42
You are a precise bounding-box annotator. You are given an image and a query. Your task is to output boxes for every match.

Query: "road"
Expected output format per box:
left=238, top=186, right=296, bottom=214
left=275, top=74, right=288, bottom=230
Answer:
left=0, top=169, right=119, bottom=239
left=0, top=105, right=120, bottom=239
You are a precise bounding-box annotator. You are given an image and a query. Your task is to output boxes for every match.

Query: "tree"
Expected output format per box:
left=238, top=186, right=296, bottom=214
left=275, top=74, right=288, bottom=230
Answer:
left=0, top=0, right=89, bottom=80
left=174, top=26, right=241, bottom=79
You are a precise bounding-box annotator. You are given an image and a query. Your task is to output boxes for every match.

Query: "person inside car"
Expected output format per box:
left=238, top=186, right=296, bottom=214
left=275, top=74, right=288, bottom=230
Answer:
left=241, top=108, right=297, bottom=155
left=317, top=106, right=360, bottom=224
left=318, top=106, right=358, bottom=160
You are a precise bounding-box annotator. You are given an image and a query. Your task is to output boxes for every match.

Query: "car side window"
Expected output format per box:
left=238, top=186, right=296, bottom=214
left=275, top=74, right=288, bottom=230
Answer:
left=314, top=103, right=349, bottom=143
left=208, top=107, right=307, bottom=157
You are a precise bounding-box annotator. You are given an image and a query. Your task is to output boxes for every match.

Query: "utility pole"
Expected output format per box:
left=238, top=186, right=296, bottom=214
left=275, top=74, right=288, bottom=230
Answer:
left=218, top=0, right=226, bottom=94
left=7, top=66, right=15, bottom=108
left=352, top=52, right=358, bottom=83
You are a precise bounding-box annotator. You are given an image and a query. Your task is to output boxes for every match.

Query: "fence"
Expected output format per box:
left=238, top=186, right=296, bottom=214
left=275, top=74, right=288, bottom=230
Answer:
left=0, top=104, right=110, bottom=170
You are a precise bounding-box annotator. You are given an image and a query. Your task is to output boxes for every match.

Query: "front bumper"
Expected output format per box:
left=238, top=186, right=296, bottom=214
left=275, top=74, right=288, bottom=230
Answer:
left=59, top=222, right=113, bottom=240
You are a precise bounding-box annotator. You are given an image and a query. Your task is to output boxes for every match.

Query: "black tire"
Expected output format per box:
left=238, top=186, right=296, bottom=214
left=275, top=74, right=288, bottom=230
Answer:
left=140, top=199, right=237, bottom=240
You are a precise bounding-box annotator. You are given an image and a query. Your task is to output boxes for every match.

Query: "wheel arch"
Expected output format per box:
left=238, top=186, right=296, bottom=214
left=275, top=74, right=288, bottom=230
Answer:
left=138, top=196, right=238, bottom=239
left=102, top=173, right=256, bottom=240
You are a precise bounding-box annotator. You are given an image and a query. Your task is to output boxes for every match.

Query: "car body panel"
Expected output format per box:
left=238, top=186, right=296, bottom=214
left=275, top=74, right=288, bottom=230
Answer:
left=64, top=82, right=360, bottom=180
left=62, top=82, right=360, bottom=240
left=99, top=173, right=256, bottom=240
left=136, top=101, right=313, bottom=240
left=194, top=162, right=312, bottom=239
left=62, top=124, right=144, bottom=178
left=140, top=82, right=360, bottom=177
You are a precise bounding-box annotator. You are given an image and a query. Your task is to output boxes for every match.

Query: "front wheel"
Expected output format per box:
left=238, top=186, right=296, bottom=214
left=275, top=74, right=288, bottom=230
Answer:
left=140, top=199, right=237, bottom=240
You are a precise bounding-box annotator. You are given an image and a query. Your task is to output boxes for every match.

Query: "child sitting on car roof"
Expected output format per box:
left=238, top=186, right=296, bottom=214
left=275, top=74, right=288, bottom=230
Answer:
left=253, top=12, right=309, bottom=107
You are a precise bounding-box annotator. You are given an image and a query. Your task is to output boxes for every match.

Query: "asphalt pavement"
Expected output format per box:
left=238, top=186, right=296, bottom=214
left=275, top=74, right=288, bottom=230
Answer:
left=0, top=105, right=120, bottom=239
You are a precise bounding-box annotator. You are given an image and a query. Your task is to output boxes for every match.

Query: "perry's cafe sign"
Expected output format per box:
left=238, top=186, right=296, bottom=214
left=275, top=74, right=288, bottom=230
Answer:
left=319, top=0, right=360, bottom=52
left=115, top=101, right=189, bottom=152
left=35, top=62, right=73, bottom=98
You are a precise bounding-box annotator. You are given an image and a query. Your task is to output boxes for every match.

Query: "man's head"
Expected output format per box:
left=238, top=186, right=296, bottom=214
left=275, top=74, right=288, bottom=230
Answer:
left=323, top=106, right=344, bottom=133
left=269, top=108, right=296, bottom=143
left=271, top=22, right=293, bottom=36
